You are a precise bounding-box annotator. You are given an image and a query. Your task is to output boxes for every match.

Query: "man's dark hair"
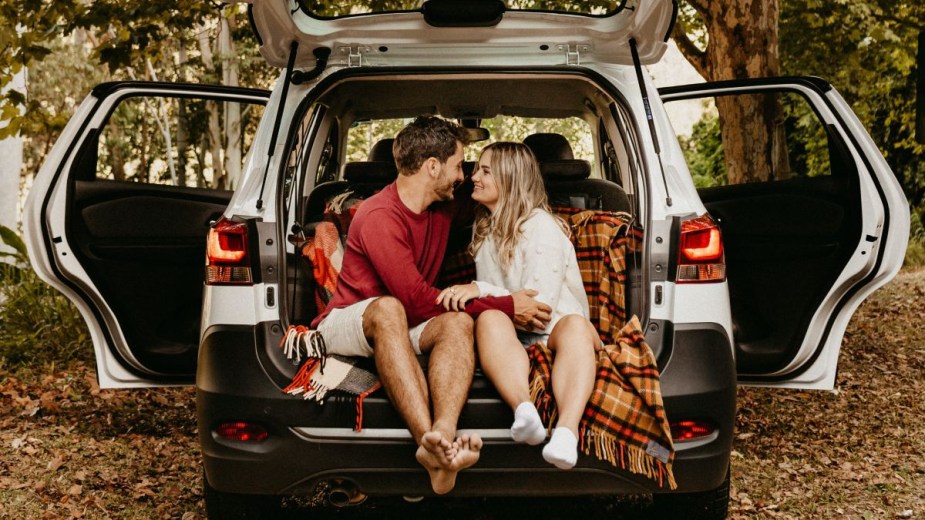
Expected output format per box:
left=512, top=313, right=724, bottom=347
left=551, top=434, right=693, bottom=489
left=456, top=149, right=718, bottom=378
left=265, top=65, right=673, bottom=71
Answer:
left=392, top=116, right=467, bottom=176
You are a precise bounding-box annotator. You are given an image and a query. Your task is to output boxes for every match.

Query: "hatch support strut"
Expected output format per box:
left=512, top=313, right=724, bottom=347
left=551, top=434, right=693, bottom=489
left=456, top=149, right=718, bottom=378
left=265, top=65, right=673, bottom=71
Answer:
left=629, top=38, right=672, bottom=207
left=256, top=41, right=300, bottom=210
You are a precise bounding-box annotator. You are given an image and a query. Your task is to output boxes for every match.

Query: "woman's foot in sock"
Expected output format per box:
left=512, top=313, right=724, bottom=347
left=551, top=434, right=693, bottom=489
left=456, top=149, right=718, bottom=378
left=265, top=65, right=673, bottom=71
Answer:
left=542, top=427, right=578, bottom=469
left=510, top=402, right=546, bottom=445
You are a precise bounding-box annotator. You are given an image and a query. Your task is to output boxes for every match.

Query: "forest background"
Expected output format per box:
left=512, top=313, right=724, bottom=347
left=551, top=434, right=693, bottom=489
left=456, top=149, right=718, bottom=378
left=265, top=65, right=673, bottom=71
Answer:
left=0, top=0, right=921, bottom=353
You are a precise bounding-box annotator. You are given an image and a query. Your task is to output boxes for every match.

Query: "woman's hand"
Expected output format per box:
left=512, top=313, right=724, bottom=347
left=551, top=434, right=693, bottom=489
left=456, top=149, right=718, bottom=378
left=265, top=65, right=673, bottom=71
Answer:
left=436, top=283, right=480, bottom=311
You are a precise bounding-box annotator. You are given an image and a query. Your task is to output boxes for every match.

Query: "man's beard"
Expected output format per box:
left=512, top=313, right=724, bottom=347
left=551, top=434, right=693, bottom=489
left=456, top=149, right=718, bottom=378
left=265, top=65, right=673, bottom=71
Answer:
left=435, top=175, right=458, bottom=201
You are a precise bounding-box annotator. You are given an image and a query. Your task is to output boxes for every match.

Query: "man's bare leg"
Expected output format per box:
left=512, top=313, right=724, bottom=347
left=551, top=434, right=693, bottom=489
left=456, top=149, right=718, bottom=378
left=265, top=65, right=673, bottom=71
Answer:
left=416, top=312, right=481, bottom=494
left=364, top=297, right=444, bottom=459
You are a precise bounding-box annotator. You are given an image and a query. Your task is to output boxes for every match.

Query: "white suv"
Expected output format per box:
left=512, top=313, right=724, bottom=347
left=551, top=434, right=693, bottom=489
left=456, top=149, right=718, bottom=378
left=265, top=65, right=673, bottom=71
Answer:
left=24, top=1, right=909, bottom=519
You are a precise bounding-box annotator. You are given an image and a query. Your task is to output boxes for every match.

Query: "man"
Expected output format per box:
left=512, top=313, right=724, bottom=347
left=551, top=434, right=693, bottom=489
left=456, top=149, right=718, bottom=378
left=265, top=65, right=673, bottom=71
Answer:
left=311, top=116, right=551, bottom=494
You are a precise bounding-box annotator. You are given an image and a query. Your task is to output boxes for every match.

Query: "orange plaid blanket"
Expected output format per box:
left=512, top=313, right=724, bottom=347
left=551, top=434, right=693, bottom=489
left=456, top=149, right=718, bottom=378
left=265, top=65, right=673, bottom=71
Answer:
left=529, top=209, right=675, bottom=489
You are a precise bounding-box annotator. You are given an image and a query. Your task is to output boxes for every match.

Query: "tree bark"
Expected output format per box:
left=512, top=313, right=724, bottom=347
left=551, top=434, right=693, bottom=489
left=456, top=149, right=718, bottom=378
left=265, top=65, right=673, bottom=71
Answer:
left=197, top=23, right=225, bottom=189
left=219, top=11, right=242, bottom=189
left=674, top=0, right=790, bottom=184
left=0, top=66, right=25, bottom=242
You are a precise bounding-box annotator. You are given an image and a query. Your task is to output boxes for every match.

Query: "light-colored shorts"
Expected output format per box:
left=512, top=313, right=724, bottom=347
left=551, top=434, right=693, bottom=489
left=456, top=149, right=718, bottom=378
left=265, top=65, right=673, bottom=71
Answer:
left=317, top=297, right=431, bottom=357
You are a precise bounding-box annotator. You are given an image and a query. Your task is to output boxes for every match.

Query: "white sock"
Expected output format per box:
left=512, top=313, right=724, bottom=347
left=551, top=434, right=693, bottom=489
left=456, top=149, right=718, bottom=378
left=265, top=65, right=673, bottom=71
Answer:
left=542, top=427, right=578, bottom=470
left=510, top=402, right=546, bottom=445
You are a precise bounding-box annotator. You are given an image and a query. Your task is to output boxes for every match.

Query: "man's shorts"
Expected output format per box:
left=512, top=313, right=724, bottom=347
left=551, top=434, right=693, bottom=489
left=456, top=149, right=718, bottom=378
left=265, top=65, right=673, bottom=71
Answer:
left=317, top=297, right=431, bottom=357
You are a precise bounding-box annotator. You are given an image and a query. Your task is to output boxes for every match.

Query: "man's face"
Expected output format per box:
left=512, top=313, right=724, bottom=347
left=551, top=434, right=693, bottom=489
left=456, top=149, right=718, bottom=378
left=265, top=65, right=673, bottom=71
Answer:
left=433, top=141, right=465, bottom=201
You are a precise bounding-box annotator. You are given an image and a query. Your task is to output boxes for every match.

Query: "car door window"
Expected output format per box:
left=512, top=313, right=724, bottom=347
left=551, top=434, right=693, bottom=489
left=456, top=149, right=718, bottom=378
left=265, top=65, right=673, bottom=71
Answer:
left=676, top=91, right=849, bottom=188
left=95, top=95, right=263, bottom=190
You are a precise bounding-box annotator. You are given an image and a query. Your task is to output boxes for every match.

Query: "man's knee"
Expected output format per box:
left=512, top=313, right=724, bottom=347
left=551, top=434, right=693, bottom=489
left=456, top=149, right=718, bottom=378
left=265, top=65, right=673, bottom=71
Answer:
left=363, top=296, right=407, bottom=336
left=435, top=311, right=474, bottom=336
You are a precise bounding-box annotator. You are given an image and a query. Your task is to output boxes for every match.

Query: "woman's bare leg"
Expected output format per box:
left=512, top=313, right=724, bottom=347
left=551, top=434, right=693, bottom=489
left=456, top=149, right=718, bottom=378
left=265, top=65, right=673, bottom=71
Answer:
left=543, top=314, right=598, bottom=469
left=476, top=310, right=545, bottom=445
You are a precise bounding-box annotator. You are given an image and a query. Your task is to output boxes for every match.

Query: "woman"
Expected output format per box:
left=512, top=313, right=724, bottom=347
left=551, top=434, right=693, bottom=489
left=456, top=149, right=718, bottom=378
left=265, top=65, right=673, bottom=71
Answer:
left=436, top=142, right=598, bottom=470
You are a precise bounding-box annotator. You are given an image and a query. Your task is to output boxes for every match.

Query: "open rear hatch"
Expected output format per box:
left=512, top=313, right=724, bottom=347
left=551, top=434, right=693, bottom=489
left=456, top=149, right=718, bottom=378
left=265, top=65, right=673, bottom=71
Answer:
left=244, top=0, right=677, bottom=69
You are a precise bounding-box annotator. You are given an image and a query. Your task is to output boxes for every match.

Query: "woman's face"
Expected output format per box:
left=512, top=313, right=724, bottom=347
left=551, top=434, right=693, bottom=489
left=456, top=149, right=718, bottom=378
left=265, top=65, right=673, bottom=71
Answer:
left=472, top=148, right=500, bottom=212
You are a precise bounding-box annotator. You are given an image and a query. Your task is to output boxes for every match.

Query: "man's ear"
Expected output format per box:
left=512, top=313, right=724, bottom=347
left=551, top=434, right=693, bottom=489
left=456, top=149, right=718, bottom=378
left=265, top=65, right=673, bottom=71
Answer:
left=425, top=157, right=440, bottom=177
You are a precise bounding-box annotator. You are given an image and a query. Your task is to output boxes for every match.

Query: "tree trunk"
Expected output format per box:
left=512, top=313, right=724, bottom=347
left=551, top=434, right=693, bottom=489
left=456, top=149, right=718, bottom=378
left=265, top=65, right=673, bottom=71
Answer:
left=0, top=65, right=25, bottom=242
left=176, top=40, right=189, bottom=187
left=197, top=23, right=225, bottom=189
left=219, top=11, right=242, bottom=189
left=674, top=0, right=790, bottom=184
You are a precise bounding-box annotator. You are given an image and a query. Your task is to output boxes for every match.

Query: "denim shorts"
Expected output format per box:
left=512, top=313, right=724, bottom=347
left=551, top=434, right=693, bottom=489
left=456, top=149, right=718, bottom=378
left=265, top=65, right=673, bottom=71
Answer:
left=516, top=330, right=550, bottom=348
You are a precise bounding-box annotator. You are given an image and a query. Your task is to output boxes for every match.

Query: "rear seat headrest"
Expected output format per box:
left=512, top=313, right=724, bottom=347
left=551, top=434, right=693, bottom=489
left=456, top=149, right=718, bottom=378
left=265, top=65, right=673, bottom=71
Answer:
left=368, top=138, right=395, bottom=163
left=523, top=133, right=574, bottom=161
left=539, top=160, right=591, bottom=180
left=343, top=161, right=398, bottom=184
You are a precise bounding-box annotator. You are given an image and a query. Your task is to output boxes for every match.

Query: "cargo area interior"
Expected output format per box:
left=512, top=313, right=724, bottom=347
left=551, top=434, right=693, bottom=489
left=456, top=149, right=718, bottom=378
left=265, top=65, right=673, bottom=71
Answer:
left=277, top=73, right=645, bottom=428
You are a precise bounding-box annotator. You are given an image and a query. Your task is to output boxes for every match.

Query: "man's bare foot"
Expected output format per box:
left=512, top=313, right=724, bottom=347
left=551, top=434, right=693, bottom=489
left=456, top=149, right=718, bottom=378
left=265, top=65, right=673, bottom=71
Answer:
left=415, top=432, right=483, bottom=495
left=420, top=431, right=454, bottom=465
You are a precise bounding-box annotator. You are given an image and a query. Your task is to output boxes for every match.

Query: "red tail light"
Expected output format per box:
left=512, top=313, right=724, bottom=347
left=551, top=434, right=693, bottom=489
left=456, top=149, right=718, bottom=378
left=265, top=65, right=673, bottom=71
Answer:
left=670, top=420, right=715, bottom=442
left=206, top=218, right=253, bottom=285
left=677, top=215, right=725, bottom=283
left=215, top=422, right=269, bottom=442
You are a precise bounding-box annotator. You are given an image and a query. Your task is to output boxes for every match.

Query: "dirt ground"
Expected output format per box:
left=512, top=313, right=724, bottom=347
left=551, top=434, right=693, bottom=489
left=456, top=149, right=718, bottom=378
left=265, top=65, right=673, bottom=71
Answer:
left=1, top=268, right=923, bottom=519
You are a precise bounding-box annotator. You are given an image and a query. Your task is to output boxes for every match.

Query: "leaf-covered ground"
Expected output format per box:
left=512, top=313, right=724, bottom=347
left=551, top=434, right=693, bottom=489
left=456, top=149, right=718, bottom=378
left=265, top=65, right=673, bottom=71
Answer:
left=1, top=268, right=923, bottom=519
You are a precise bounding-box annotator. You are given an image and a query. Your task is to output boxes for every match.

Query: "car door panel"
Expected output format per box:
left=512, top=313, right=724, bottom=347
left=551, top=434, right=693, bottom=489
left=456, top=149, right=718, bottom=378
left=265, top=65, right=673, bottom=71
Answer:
left=24, top=82, right=269, bottom=387
left=660, top=78, right=909, bottom=389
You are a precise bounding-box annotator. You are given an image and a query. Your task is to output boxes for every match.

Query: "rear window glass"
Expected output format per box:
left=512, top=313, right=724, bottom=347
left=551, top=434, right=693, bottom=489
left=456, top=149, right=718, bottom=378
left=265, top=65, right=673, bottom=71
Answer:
left=302, top=1, right=623, bottom=18
left=346, top=116, right=596, bottom=176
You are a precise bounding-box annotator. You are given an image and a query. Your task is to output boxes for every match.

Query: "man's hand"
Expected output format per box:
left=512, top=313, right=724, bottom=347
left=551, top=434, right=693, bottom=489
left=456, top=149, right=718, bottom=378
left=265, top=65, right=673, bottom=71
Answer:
left=511, top=289, right=552, bottom=331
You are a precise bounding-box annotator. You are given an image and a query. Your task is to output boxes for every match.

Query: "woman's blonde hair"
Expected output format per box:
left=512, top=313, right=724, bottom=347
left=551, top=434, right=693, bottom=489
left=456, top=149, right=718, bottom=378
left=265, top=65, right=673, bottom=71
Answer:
left=469, top=142, right=568, bottom=269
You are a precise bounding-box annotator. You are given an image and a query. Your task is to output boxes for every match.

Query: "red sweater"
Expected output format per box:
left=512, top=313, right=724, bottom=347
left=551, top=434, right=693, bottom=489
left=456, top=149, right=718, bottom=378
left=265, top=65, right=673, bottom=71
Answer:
left=312, top=183, right=514, bottom=328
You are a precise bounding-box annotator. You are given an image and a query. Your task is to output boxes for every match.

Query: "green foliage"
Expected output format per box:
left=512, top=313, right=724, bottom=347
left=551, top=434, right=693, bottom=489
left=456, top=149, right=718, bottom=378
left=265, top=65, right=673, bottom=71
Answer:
left=679, top=113, right=726, bottom=188
left=0, top=225, right=92, bottom=368
left=904, top=208, right=925, bottom=267
left=780, top=0, right=925, bottom=210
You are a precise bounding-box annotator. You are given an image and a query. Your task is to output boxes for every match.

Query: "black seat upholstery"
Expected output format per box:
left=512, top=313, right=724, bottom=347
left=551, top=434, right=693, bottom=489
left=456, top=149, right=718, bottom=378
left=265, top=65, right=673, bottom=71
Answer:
left=304, top=139, right=398, bottom=223
left=523, top=133, right=631, bottom=213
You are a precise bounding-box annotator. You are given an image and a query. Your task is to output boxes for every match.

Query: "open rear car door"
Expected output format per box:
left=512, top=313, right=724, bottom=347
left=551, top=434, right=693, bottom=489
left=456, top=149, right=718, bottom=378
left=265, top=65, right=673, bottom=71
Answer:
left=24, top=82, right=268, bottom=388
left=661, top=77, right=909, bottom=389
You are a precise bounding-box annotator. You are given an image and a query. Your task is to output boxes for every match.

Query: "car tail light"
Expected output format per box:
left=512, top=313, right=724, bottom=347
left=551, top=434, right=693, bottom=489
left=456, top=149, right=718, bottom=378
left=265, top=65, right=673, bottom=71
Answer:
left=206, top=218, right=253, bottom=285
left=670, top=420, right=715, bottom=442
left=677, top=215, right=725, bottom=283
left=215, top=422, right=269, bottom=442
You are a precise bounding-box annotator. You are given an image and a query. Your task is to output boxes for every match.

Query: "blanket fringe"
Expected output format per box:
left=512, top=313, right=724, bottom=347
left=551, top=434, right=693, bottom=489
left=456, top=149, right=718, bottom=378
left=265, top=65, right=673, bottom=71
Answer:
left=580, top=428, right=677, bottom=490
left=281, top=326, right=328, bottom=370
left=528, top=371, right=556, bottom=429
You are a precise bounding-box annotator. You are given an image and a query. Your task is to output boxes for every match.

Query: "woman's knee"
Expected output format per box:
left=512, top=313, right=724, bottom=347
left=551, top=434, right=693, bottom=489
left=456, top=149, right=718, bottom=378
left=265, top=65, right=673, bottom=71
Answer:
left=476, top=309, right=512, bottom=329
left=550, top=315, right=599, bottom=348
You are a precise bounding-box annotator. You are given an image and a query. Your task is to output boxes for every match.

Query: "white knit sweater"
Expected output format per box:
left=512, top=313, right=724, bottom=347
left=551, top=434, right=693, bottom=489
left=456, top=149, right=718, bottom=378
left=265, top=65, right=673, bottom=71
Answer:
left=474, top=209, right=589, bottom=334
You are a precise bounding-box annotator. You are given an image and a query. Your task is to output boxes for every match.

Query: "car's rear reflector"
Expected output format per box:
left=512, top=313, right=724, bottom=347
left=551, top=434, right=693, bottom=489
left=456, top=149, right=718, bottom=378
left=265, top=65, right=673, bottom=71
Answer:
left=677, top=215, right=725, bottom=283
left=216, top=422, right=269, bottom=442
left=206, top=218, right=253, bottom=285
left=670, top=420, right=714, bottom=441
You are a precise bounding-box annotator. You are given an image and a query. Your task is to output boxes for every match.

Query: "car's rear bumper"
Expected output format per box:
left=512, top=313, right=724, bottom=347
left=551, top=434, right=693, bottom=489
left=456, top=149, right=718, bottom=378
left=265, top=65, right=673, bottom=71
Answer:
left=198, top=322, right=735, bottom=497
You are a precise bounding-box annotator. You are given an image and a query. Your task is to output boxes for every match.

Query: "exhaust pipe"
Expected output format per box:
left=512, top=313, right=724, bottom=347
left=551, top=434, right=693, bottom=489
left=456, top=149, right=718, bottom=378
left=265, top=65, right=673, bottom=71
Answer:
left=326, top=480, right=367, bottom=507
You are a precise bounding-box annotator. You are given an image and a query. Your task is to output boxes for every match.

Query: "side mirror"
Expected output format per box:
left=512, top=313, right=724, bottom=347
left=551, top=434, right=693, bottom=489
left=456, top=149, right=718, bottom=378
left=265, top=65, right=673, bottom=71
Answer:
left=917, top=31, right=924, bottom=144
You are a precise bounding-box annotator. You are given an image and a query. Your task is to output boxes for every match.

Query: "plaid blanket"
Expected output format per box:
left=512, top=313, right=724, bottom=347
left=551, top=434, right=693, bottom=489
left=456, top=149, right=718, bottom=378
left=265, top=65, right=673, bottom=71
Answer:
left=528, top=317, right=676, bottom=489
left=281, top=326, right=381, bottom=431
left=301, top=192, right=363, bottom=312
